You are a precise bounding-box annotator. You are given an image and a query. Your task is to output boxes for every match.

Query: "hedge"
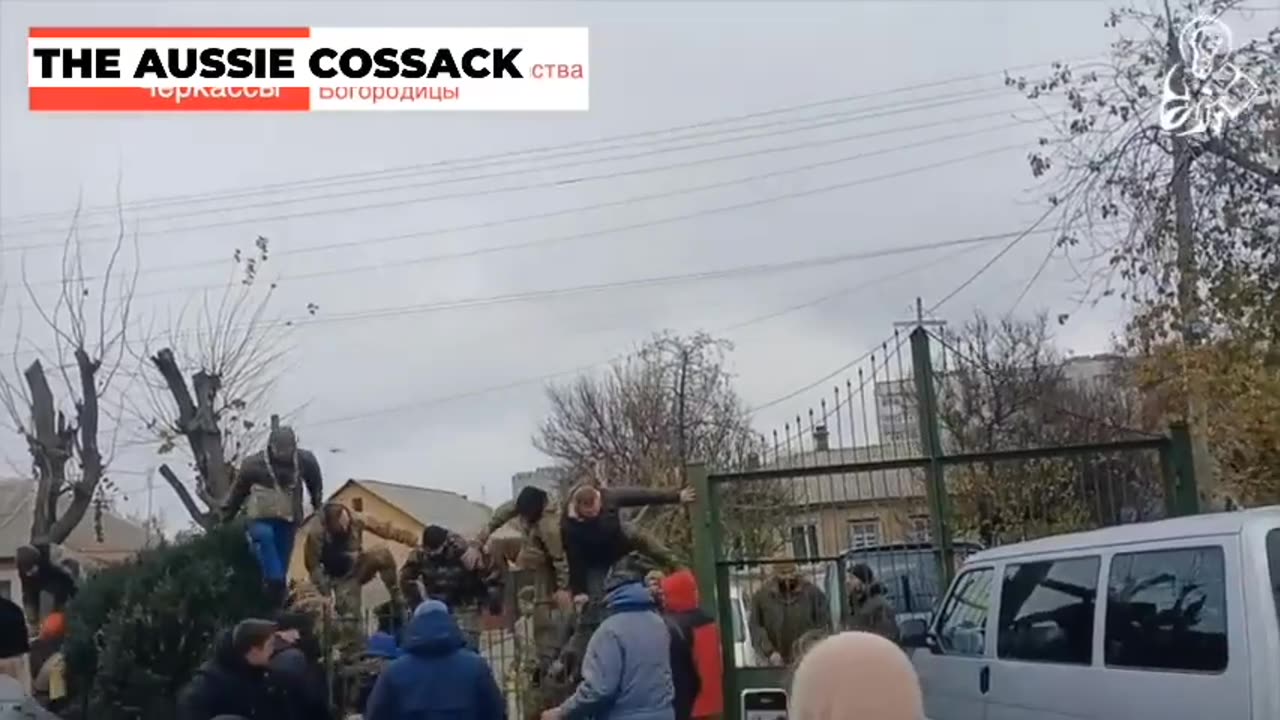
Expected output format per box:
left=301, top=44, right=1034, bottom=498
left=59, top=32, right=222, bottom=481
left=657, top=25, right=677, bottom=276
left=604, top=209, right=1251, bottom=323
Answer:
left=61, top=521, right=273, bottom=720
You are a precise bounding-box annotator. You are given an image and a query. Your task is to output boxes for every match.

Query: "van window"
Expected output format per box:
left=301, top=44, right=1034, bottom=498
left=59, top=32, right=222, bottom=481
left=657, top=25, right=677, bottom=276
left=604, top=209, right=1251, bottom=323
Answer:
left=997, top=556, right=1099, bottom=665
left=1105, top=546, right=1228, bottom=672
left=932, top=567, right=993, bottom=656
left=1268, top=530, right=1280, bottom=627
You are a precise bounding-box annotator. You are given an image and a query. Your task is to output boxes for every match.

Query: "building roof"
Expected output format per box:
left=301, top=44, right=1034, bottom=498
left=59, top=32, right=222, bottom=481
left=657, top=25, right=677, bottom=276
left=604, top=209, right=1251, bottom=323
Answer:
left=764, top=443, right=926, bottom=506
left=967, top=506, right=1280, bottom=564
left=330, top=478, right=519, bottom=538
left=0, top=480, right=152, bottom=561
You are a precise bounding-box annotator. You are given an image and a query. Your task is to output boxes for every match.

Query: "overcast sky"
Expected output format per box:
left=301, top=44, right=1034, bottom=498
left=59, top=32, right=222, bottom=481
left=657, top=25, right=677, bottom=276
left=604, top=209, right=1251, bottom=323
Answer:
left=2, top=1, right=1272, bottom=532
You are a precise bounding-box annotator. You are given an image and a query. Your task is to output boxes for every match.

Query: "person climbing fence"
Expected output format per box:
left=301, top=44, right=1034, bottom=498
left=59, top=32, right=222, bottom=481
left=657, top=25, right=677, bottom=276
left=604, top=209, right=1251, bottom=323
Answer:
left=303, top=502, right=418, bottom=654
left=398, top=524, right=502, bottom=651
left=222, top=426, right=325, bottom=609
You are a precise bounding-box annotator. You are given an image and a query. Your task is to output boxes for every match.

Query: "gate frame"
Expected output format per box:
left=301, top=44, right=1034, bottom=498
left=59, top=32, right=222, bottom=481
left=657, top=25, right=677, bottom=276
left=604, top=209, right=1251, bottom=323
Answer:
left=689, top=326, right=1200, bottom=720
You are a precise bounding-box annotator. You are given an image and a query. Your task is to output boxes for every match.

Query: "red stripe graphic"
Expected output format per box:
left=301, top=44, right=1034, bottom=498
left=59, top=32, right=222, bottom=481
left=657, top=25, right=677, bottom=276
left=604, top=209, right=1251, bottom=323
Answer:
left=28, top=27, right=311, bottom=39
left=29, top=87, right=311, bottom=113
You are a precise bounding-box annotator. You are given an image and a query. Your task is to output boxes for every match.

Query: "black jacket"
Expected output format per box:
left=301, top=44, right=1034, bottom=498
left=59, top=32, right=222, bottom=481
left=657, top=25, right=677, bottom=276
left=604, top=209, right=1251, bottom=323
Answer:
left=664, top=616, right=701, bottom=720
left=0, top=597, right=28, bottom=660
left=562, top=511, right=631, bottom=597
left=176, top=632, right=292, bottom=720
left=269, top=644, right=331, bottom=720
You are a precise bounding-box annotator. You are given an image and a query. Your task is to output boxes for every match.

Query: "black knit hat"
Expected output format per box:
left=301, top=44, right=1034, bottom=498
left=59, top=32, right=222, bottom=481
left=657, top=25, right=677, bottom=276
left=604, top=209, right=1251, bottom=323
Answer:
left=422, top=525, right=449, bottom=550
left=514, top=486, right=549, bottom=520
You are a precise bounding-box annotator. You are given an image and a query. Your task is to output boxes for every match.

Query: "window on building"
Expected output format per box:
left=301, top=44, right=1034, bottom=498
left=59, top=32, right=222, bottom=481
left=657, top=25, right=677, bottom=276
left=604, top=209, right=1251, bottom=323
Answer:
left=907, top=515, right=932, bottom=543
left=934, top=566, right=993, bottom=656
left=351, top=497, right=364, bottom=512
left=1105, top=546, right=1228, bottom=673
left=997, top=556, right=1100, bottom=665
left=847, top=518, right=881, bottom=549
left=790, top=524, right=819, bottom=559
left=1268, top=530, right=1280, bottom=628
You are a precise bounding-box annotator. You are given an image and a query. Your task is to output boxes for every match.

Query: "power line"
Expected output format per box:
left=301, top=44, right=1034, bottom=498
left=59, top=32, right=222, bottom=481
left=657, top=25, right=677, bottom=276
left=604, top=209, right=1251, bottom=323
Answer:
left=4, top=230, right=1024, bottom=362
left=32, top=124, right=1035, bottom=299
left=3, top=89, right=1018, bottom=244
left=2, top=54, right=1099, bottom=229
left=303, top=235, right=998, bottom=429
left=749, top=205, right=1069, bottom=414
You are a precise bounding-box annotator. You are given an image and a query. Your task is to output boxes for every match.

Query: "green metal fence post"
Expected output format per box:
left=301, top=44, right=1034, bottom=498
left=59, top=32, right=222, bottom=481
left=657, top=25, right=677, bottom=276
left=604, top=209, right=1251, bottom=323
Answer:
left=688, top=462, right=718, bottom=617
left=1167, top=422, right=1201, bottom=516
left=910, top=326, right=956, bottom=586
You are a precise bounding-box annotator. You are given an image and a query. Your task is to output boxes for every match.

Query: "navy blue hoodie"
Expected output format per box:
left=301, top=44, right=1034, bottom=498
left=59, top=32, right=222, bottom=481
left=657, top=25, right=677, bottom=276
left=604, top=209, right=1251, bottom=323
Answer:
left=363, top=600, right=506, bottom=720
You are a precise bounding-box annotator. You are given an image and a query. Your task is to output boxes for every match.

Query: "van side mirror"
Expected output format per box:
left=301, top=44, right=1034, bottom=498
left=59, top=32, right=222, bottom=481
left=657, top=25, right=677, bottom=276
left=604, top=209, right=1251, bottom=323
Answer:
left=900, top=619, right=929, bottom=648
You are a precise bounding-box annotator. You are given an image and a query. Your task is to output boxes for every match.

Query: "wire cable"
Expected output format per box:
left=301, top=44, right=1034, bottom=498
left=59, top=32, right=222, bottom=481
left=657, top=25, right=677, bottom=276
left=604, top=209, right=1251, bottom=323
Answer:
left=304, top=238, right=999, bottom=428
left=2, top=89, right=1018, bottom=243
left=2, top=54, right=1100, bottom=228
left=37, top=130, right=1035, bottom=298
left=3, top=230, right=1021, bottom=362
left=4, top=93, right=1029, bottom=253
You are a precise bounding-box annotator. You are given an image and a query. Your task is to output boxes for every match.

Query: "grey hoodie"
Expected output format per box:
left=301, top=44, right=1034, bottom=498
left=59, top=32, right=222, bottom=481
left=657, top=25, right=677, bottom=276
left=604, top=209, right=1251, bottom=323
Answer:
left=559, top=582, right=674, bottom=720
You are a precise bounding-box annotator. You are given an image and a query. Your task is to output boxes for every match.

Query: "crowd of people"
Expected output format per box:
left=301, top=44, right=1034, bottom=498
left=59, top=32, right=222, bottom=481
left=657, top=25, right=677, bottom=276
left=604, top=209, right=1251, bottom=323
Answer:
left=4, top=419, right=923, bottom=720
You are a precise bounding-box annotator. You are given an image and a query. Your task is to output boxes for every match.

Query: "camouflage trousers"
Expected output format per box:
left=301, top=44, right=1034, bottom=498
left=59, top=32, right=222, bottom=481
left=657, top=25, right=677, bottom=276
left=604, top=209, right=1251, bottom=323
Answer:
left=330, top=546, right=402, bottom=653
left=454, top=605, right=482, bottom=652
left=514, top=584, right=576, bottom=720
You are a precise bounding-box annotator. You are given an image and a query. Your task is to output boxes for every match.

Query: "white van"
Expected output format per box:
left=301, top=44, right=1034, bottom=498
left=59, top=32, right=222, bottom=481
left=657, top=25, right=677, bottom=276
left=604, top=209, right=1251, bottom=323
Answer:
left=902, top=507, right=1280, bottom=720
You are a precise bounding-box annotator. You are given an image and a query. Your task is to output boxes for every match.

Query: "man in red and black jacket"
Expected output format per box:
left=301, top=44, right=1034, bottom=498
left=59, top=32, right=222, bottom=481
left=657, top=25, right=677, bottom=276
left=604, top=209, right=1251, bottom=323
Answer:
left=660, top=569, right=724, bottom=720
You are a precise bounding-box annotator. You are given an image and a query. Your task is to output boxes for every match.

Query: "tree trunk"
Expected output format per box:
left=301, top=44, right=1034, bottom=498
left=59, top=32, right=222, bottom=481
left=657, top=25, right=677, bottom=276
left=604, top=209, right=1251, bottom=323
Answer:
left=158, top=464, right=216, bottom=530
left=25, top=360, right=72, bottom=544
left=151, top=348, right=234, bottom=524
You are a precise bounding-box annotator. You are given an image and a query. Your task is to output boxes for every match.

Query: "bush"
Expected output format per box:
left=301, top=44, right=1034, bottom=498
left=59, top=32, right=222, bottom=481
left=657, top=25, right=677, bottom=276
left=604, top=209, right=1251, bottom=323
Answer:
left=62, top=521, right=273, bottom=720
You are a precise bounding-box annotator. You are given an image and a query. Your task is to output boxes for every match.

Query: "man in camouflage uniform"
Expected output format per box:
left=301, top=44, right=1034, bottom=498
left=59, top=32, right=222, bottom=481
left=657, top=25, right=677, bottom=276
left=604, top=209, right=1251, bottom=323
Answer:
left=398, top=524, right=502, bottom=651
left=303, top=502, right=418, bottom=653
left=478, top=486, right=572, bottom=717
left=513, top=585, right=574, bottom=720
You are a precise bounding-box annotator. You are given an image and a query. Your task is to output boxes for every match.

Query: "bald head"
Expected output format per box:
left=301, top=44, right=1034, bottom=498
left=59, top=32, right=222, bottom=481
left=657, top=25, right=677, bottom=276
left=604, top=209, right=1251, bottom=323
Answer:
left=790, top=632, right=924, bottom=720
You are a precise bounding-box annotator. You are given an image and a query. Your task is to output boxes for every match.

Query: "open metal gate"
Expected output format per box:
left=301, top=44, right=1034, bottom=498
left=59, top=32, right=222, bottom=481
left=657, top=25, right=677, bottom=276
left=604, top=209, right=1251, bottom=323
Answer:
left=687, top=326, right=1199, bottom=720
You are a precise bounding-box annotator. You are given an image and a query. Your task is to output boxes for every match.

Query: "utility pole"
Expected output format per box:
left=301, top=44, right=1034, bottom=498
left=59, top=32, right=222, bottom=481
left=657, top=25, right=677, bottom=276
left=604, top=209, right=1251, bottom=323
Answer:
left=894, top=298, right=948, bottom=450
left=1166, top=21, right=1215, bottom=512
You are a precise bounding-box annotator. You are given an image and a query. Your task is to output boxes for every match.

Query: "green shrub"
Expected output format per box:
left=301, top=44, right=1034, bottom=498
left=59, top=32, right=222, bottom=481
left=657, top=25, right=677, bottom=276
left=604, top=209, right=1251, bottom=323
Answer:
left=62, top=521, right=273, bottom=720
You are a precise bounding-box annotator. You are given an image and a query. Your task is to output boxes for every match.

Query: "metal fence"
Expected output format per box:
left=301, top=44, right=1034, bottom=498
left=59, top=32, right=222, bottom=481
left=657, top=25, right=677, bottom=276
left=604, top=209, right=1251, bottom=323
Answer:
left=310, top=570, right=540, bottom=718
left=689, top=325, right=1199, bottom=720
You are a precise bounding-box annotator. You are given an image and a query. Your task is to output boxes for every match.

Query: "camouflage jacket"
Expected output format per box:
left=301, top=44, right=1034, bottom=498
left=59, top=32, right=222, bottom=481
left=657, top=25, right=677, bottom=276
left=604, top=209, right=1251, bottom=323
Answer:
left=398, top=532, right=501, bottom=611
left=487, top=501, right=569, bottom=592
left=303, top=513, right=417, bottom=585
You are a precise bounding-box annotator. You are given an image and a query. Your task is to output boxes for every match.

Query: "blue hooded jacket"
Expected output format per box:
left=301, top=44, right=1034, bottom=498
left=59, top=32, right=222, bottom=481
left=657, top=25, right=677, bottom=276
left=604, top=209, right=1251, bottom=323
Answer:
left=559, top=582, right=675, bottom=720
left=366, top=631, right=401, bottom=659
left=363, top=600, right=505, bottom=720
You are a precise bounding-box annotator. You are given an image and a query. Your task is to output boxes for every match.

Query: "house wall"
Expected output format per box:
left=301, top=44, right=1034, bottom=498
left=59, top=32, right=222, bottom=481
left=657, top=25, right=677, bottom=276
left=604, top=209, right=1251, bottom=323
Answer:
left=287, top=483, right=422, bottom=617
left=776, top=498, right=931, bottom=559
left=285, top=483, right=506, bottom=632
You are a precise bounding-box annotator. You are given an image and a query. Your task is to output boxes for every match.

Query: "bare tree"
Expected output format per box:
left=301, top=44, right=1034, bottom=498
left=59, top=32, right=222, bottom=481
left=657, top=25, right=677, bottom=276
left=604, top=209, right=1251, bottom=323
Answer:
left=1005, top=0, right=1279, bottom=506
left=126, top=236, right=292, bottom=529
left=536, top=331, right=782, bottom=560
left=939, top=312, right=1162, bottom=545
left=0, top=205, right=138, bottom=545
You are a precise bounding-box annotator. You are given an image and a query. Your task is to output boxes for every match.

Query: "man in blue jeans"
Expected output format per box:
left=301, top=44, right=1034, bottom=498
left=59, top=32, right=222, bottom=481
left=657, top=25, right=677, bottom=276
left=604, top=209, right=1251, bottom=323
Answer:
left=222, top=425, right=324, bottom=607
